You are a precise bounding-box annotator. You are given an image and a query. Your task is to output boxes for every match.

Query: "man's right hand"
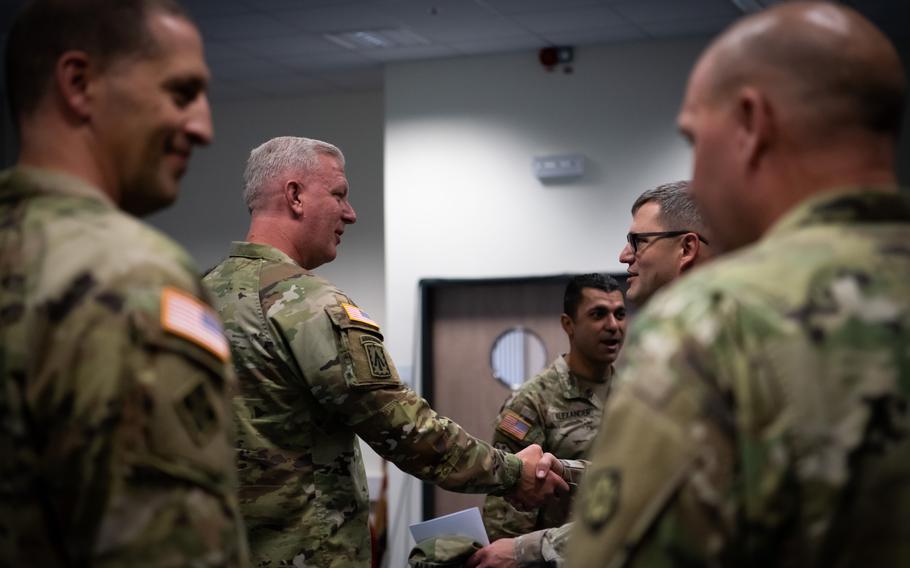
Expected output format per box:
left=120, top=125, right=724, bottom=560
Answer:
left=505, top=444, right=569, bottom=511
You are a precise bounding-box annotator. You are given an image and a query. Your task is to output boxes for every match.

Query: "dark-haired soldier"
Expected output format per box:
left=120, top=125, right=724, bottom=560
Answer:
left=481, top=275, right=626, bottom=550
left=0, top=1, right=247, bottom=566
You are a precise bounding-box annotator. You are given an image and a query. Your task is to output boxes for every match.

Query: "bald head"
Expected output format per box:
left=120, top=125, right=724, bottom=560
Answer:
left=705, top=1, right=905, bottom=142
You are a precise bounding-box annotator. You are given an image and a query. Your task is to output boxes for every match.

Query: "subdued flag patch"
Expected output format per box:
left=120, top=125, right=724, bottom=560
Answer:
left=342, top=302, right=379, bottom=329
left=161, top=287, right=230, bottom=361
left=498, top=410, right=531, bottom=441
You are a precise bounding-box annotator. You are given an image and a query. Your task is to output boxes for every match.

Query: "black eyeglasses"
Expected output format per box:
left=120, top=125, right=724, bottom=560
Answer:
left=626, top=231, right=709, bottom=254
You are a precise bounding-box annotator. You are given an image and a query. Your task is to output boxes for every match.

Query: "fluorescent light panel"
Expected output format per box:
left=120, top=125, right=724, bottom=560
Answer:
left=325, top=28, right=431, bottom=50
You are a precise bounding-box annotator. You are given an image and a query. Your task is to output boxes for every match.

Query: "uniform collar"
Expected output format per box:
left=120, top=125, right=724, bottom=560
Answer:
left=3, top=165, right=116, bottom=208
left=554, top=354, right=612, bottom=403
left=228, top=241, right=302, bottom=267
left=765, top=187, right=910, bottom=241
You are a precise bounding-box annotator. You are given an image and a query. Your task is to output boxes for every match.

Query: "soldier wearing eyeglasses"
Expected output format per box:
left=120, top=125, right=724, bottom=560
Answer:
left=618, top=181, right=714, bottom=307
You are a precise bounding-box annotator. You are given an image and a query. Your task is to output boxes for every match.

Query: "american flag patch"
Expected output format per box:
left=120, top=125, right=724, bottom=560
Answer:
left=161, top=287, right=230, bottom=361
left=498, top=410, right=531, bottom=441
left=341, top=302, right=379, bottom=329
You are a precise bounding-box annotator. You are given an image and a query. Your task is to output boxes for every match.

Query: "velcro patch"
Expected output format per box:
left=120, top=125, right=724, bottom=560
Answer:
left=342, top=302, right=379, bottom=329
left=497, top=410, right=531, bottom=441
left=581, top=468, right=622, bottom=531
left=161, top=287, right=230, bottom=361
left=361, top=336, right=392, bottom=378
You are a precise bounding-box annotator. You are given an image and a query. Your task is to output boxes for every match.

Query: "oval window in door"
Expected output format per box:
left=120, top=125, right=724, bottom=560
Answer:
left=490, top=327, right=548, bottom=390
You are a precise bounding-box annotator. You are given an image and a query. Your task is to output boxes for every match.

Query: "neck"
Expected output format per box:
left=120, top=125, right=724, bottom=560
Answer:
left=247, top=214, right=308, bottom=267
left=565, top=350, right=609, bottom=383
left=17, top=112, right=120, bottom=204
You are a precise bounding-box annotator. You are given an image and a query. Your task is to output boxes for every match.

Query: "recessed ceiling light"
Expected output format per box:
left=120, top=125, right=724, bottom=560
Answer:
left=324, top=28, right=431, bottom=50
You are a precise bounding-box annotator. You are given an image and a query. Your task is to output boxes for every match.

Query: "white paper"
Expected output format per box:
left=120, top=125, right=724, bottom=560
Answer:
left=409, top=507, right=490, bottom=546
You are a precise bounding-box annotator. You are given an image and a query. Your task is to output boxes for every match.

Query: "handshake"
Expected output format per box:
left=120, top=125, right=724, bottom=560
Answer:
left=504, top=444, right=572, bottom=511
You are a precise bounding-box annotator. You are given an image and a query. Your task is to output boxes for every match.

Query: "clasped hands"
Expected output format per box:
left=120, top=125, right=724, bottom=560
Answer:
left=505, top=444, right=569, bottom=511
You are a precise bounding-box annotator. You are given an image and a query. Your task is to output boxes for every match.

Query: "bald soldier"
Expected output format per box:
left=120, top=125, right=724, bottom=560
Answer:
left=468, top=183, right=713, bottom=568
left=0, top=0, right=248, bottom=566
left=203, top=136, right=568, bottom=567
left=572, top=2, right=910, bottom=566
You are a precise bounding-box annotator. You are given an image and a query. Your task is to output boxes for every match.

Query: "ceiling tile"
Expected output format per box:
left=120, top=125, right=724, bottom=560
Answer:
left=317, top=67, right=385, bottom=91
left=272, top=3, right=399, bottom=33
left=611, top=0, right=739, bottom=25
left=243, top=73, right=335, bottom=97
left=181, top=0, right=253, bottom=19
left=381, top=0, right=528, bottom=41
left=480, top=0, right=603, bottom=15
left=640, top=16, right=737, bottom=38
left=510, top=6, right=628, bottom=35
left=449, top=35, right=543, bottom=55
left=232, top=34, right=341, bottom=58
left=542, top=27, right=646, bottom=46
left=276, top=50, right=376, bottom=72
left=197, top=13, right=300, bottom=41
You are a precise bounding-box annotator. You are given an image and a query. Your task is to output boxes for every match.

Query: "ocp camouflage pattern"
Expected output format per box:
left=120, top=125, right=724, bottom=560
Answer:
left=0, top=167, right=248, bottom=567
left=204, top=241, right=522, bottom=567
left=484, top=356, right=607, bottom=543
left=571, top=188, right=910, bottom=567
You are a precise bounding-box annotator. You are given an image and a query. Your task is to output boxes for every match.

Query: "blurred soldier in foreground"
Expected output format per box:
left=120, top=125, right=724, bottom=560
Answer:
left=572, top=2, right=910, bottom=566
left=204, top=136, right=569, bottom=567
left=0, top=0, right=248, bottom=566
left=469, top=184, right=712, bottom=567
left=482, top=274, right=625, bottom=543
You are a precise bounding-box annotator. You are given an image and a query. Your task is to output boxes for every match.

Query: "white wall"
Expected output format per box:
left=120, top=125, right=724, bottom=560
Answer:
left=383, top=37, right=707, bottom=566
left=147, top=90, right=387, bottom=327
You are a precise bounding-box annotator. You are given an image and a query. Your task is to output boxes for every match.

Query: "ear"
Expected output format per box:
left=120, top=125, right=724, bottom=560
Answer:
left=560, top=313, right=574, bottom=338
left=284, top=180, right=305, bottom=216
left=55, top=51, right=93, bottom=121
left=678, top=233, right=699, bottom=274
left=735, top=86, right=773, bottom=170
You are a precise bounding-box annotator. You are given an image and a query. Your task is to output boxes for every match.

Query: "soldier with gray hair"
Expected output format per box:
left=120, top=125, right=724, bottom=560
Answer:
left=204, top=136, right=570, bottom=567
left=619, top=180, right=713, bottom=306
left=1, top=0, right=248, bottom=566
left=572, top=2, right=910, bottom=566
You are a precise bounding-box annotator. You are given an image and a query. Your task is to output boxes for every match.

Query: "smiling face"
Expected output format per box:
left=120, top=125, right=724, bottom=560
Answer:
left=295, top=153, right=358, bottom=269
left=618, top=201, right=684, bottom=306
left=91, top=11, right=212, bottom=216
left=564, top=288, right=626, bottom=369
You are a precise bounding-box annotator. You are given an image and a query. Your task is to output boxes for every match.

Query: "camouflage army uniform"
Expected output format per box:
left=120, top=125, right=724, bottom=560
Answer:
left=0, top=167, right=248, bottom=567
left=203, top=242, right=523, bottom=567
left=483, top=356, right=607, bottom=543
left=570, top=188, right=910, bottom=567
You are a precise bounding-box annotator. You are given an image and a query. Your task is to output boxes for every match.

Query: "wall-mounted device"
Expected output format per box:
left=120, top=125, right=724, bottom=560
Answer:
left=532, top=154, right=584, bottom=180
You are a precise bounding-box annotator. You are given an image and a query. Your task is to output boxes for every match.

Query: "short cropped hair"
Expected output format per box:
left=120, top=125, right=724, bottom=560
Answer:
left=563, top=273, right=622, bottom=319
left=631, top=180, right=707, bottom=234
left=243, top=136, right=346, bottom=212
left=5, top=0, right=188, bottom=119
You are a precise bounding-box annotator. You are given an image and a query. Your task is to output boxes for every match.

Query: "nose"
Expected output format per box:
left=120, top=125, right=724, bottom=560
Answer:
left=342, top=200, right=357, bottom=224
left=619, top=241, right=634, bottom=266
left=186, top=94, right=214, bottom=146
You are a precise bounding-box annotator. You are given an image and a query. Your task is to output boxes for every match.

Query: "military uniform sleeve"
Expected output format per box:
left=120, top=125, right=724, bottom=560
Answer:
left=482, top=391, right=547, bottom=539
left=568, top=292, right=754, bottom=568
left=280, top=297, right=521, bottom=494
left=513, top=522, right=572, bottom=567
left=15, top=275, right=248, bottom=567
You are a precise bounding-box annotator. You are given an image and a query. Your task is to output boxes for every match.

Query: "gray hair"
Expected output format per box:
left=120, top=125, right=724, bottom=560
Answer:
left=242, top=136, right=345, bottom=212
left=631, top=180, right=706, bottom=234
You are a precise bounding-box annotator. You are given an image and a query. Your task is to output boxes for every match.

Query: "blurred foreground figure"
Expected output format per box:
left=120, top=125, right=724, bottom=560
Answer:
left=572, top=2, right=909, bottom=567
left=0, top=1, right=249, bottom=566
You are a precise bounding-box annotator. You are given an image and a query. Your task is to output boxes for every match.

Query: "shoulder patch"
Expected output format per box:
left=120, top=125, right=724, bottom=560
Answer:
left=341, top=302, right=379, bottom=329
left=497, top=410, right=532, bottom=441
left=161, top=287, right=230, bottom=361
left=580, top=468, right=622, bottom=531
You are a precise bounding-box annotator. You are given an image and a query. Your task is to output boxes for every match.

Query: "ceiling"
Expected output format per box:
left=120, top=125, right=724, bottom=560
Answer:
left=0, top=0, right=908, bottom=101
